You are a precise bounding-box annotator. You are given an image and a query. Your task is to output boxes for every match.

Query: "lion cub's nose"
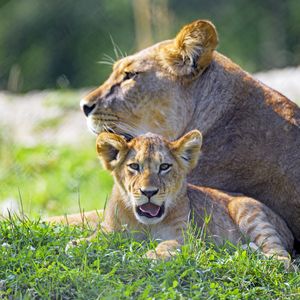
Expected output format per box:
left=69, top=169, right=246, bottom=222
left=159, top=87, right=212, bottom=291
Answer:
left=140, top=188, right=159, bottom=199
left=80, top=99, right=97, bottom=117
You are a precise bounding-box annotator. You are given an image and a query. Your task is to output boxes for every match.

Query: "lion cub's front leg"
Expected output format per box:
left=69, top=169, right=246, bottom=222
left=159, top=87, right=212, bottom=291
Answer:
left=146, top=239, right=182, bottom=260
left=145, top=223, right=186, bottom=260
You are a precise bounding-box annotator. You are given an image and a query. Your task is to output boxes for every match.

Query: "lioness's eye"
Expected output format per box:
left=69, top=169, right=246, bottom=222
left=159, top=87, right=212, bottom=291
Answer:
left=128, top=163, right=140, bottom=172
left=124, top=71, right=139, bottom=81
left=159, top=163, right=172, bottom=173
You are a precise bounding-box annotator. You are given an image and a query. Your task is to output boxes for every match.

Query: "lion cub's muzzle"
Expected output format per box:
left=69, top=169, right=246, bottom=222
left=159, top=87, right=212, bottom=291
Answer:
left=135, top=188, right=165, bottom=219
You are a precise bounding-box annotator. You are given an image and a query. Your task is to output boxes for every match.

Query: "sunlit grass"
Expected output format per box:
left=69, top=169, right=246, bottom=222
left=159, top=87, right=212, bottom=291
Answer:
left=0, top=217, right=299, bottom=299
left=0, top=137, right=113, bottom=217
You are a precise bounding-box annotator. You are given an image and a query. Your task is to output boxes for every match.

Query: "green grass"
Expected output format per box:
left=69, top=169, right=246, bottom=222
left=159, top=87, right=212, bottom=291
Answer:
left=0, top=136, right=113, bottom=217
left=0, top=217, right=299, bottom=299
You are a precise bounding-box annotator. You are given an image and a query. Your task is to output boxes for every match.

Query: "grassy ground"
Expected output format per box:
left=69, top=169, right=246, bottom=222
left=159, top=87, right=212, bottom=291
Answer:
left=0, top=217, right=300, bottom=299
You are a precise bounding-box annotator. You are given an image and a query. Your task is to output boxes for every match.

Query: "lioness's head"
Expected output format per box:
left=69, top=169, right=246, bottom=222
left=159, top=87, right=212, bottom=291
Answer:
left=81, top=20, right=218, bottom=140
left=96, top=130, right=202, bottom=225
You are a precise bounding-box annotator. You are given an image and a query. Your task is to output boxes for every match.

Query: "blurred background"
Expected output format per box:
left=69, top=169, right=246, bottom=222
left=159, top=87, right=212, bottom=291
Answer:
left=0, top=0, right=299, bottom=217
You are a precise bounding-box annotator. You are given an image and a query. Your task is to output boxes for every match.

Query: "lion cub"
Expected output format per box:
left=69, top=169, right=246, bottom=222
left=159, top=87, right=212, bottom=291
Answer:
left=92, top=130, right=293, bottom=266
left=59, top=131, right=292, bottom=266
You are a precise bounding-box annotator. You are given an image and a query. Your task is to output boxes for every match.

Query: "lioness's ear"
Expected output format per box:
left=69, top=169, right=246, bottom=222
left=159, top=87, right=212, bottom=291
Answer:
left=162, top=20, right=218, bottom=76
left=170, top=130, right=202, bottom=171
left=96, top=132, right=128, bottom=171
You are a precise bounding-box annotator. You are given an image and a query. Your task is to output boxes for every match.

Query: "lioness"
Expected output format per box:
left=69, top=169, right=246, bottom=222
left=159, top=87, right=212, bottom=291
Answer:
left=65, top=131, right=293, bottom=267
left=80, top=20, right=300, bottom=241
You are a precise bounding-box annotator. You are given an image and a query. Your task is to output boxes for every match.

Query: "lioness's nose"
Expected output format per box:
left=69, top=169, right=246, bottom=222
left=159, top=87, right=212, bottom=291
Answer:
left=80, top=99, right=96, bottom=117
left=140, top=188, right=159, bottom=199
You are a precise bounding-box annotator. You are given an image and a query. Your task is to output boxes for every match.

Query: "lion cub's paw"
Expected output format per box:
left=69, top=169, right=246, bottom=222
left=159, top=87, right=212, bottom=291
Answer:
left=145, top=249, right=176, bottom=260
left=264, top=253, right=295, bottom=272
left=145, top=240, right=181, bottom=260
left=145, top=249, right=159, bottom=260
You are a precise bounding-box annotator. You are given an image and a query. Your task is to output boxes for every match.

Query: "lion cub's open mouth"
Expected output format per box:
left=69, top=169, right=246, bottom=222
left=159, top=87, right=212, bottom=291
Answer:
left=136, top=203, right=165, bottom=219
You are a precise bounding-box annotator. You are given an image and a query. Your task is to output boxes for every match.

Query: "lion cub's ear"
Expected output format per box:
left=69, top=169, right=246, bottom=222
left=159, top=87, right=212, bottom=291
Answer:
left=162, top=20, right=218, bottom=76
left=170, top=130, right=202, bottom=171
left=96, top=133, right=128, bottom=171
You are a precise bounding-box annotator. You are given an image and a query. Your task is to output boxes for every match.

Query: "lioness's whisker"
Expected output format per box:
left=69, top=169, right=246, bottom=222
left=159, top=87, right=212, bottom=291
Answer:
left=117, top=120, right=148, bottom=136
left=97, top=54, right=116, bottom=66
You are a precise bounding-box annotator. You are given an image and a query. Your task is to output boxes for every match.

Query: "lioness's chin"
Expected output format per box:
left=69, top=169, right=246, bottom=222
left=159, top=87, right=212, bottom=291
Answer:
left=134, top=204, right=166, bottom=225
left=87, top=118, right=134, bottom=141
left=87, top=118, right=101, bottom=135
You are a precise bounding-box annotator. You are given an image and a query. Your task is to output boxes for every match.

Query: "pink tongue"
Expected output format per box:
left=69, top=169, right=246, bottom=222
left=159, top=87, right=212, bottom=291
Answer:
left=139, top=203, right=161, bottom=217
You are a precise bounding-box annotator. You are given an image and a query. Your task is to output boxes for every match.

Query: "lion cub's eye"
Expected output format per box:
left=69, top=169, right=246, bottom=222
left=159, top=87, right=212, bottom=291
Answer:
left=124, top=71, right=139, bottom=81
left=128, top=163, right=140, bottom=172
left=159, top=163, right=172, bottom=173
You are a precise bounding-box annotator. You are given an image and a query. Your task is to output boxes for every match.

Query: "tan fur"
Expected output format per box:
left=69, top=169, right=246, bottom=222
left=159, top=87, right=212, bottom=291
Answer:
left=161, top=20, right=218, bottom=76
left=46, top=210, right=103, bottom=229
left=188, top=186, right=293, bottom=263
left=54, top=132, right=293, bottom=268
left=80, top=20, right=300, bottom=242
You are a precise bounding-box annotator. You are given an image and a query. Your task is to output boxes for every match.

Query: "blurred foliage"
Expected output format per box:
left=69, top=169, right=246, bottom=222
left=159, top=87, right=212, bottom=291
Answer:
left=0, top=0, right=135, bottom=92
left=0, top=0, right=300, bottom=92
